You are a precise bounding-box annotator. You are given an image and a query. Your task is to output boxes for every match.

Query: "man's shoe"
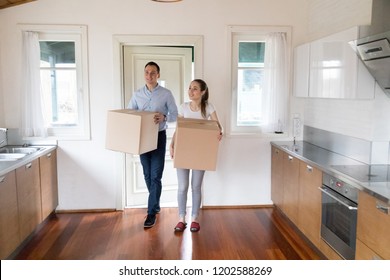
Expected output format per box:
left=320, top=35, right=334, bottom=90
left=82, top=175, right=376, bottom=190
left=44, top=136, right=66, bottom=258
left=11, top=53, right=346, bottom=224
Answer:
left=144, top=214, right=156, bottom=228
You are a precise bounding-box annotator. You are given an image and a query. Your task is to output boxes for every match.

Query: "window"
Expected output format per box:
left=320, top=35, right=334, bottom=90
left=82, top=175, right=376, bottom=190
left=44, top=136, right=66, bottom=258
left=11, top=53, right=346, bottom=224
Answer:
left=40, top=40, right=78, bottom=126
left=20, top=25, right=90, bottom=140
left=229, top=26, right=290, bottom=136
left=237, top=41, right=266, bottom=127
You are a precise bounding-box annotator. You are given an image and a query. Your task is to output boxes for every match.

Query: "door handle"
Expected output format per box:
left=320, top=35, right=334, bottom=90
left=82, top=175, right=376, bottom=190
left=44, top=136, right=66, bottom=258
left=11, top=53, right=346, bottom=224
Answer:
left=376, top=202, right=390, bottom=215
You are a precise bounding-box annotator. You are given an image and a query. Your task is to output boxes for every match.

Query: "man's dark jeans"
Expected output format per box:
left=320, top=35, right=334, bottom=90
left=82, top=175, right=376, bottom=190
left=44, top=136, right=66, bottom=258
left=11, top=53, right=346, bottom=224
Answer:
left=139, top=130, right=166, bottom=215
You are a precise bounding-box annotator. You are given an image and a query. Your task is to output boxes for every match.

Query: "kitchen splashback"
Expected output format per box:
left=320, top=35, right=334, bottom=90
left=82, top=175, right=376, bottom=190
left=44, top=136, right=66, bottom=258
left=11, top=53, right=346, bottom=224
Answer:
left=303, top=126, right=390, bottom=164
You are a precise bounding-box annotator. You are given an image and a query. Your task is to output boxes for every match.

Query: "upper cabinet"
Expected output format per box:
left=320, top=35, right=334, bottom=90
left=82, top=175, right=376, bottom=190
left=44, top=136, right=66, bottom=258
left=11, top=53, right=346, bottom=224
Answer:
left=293, top=43, right=310, bottom=98
left=293, top=27, right=375, bottom=99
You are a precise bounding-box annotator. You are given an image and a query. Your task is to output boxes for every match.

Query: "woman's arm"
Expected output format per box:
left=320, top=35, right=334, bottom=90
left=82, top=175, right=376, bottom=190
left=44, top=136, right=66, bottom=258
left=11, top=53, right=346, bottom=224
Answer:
left=210, top=111, right=223, bottom=141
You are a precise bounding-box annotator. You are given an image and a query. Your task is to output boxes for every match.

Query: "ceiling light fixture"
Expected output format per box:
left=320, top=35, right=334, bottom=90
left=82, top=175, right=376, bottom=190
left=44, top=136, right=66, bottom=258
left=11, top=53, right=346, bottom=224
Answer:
left=151, top=0, right=183, bottom=3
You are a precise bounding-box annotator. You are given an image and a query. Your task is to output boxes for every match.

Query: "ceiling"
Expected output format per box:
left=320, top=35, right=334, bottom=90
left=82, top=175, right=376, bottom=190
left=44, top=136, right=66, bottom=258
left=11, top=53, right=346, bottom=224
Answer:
left=0, top=0, right=36, bottom=10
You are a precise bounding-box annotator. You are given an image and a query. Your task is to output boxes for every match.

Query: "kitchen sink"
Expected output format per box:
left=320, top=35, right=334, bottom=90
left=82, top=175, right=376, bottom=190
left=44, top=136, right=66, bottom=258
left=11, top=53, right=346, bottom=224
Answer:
left=0, top=147, right=42, bottom=154
left=0, top=146, right=43, bottom=161
left=0, top=153, right=27, bottom=161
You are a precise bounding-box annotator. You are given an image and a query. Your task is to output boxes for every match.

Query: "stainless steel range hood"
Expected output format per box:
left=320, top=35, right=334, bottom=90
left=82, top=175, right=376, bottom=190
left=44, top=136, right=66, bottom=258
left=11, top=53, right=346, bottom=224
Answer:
left=349, top=0, right=390, bottom=97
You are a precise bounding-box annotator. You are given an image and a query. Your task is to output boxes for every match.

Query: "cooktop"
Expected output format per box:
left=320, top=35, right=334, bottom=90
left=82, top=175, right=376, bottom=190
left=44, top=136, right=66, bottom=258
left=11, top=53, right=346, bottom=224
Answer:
left=330, top=164, right=390, bottom=183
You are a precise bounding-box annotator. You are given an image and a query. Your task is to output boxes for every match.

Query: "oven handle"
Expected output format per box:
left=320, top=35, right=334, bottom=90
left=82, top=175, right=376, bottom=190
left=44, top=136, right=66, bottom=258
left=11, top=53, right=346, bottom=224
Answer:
left=319, top=186, right=358, bottom=211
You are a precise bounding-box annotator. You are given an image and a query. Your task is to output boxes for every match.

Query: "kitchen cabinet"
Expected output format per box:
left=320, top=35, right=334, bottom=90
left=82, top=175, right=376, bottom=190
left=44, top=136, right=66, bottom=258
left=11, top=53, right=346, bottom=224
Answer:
left=16, top=159, right=42, bottom=241
left=282, top=153, right=300, bottom=224
left=0, top=171, right=20, bottom=259
left=293, top=27, right=375, bottom=99
left=40, top=149, right=58, bottom=219
left=271, top=144, right=345, bottom=260
left=293, top=43, right=310, bottom=97
left=355, top=191, right=390, bottom=259
left=297, top=162, right=322, bottom=248
left=271, top=146, right=302, bottom=228
left=271, top=146, right=284, bottom=209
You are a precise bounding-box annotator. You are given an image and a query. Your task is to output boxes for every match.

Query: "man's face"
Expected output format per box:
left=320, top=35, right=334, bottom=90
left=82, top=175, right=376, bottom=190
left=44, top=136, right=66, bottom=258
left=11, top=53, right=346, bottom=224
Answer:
left=144, top=65, right=160, bottom=87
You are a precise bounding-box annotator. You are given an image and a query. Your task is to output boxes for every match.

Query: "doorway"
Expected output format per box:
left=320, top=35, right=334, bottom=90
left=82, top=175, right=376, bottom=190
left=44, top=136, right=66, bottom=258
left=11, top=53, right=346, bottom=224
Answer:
left=123, top=45, right=192, bottom=208
left=112, top=34, right=203, bottom=210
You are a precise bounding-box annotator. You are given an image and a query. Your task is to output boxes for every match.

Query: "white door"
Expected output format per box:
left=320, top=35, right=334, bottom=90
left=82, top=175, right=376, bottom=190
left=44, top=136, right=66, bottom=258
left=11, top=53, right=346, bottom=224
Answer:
left=122, top=46, right=193, bottom=208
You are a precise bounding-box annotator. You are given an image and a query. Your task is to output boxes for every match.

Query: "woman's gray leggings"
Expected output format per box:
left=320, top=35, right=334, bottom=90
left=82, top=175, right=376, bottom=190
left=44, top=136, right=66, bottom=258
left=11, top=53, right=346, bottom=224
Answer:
left=176, top=168, right=205, bottom=219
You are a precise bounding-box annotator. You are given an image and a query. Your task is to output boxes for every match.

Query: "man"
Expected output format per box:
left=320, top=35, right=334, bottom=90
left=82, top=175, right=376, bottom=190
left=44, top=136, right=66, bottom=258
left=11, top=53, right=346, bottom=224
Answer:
left=127, top=61, right=178, bottom=228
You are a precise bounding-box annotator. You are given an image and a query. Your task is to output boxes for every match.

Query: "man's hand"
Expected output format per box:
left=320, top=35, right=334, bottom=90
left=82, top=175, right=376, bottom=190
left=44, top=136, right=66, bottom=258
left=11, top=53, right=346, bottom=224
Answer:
left=154, top=113, right=166, bottom=124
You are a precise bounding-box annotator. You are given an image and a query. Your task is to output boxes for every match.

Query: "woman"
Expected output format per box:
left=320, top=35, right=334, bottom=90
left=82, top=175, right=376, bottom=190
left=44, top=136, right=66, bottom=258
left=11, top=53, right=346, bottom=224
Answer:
left=170, top=79, right=222, bottom=232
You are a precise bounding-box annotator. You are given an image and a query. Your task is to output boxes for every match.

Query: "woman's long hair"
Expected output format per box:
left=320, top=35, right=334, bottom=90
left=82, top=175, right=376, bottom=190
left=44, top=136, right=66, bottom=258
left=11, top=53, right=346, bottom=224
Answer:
left=193, top=79, right=209, bottom=119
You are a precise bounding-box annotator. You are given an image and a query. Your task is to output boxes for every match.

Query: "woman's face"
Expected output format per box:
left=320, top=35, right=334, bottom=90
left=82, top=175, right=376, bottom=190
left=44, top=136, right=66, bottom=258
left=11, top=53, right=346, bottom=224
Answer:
left=188, top=81, right=204, bottom=101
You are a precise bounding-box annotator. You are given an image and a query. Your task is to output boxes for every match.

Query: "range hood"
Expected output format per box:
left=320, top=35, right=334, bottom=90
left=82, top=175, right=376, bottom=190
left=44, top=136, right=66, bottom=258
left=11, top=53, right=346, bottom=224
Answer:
left=349, top=0, right=390, bottom=97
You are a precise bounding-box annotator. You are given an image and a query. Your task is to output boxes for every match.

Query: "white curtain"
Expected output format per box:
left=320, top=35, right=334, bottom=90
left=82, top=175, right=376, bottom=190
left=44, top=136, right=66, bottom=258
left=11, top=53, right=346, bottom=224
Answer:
left=263, top=32, right=289, bottom=133
left=20, top=31, right=47, bottom=137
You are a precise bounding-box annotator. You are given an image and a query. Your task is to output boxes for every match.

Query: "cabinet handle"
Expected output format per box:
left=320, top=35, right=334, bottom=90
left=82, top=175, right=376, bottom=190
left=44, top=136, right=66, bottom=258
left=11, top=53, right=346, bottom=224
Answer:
left=376, top=202, right=390, bottom=215
left=0, top=176, right=4, bottom=183
left=25, top=163, right=32, bottom=169
left=46, top=153, right=52, bottom=158
left=306, top=165, right=313, bottom=172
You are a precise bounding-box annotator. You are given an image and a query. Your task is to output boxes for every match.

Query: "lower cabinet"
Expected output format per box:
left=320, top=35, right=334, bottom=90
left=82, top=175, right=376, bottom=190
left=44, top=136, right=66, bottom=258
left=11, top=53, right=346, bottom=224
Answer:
left=0, top=148, right=58, bottom=259
left=271, top=146, right=284, bottom=209
left=282, top=153, right=300, bottom=225
left=297, top=162, right=322, bottom=248
left=0, top=171, right=20, bottom=259
left=355, top=191, right=390, bottom=259
left=16, top=159, right=42, bottom=241
left=40, top=150, right=58, bottom=219
left=271, top=145, right=343, bottom=259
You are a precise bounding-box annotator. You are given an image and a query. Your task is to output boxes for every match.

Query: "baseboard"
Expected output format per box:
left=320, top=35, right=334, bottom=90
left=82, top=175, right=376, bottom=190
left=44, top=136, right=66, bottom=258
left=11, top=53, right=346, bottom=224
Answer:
left=202, top=204, right=273, bottom=209
left=55, top=208, right=118, bottom=214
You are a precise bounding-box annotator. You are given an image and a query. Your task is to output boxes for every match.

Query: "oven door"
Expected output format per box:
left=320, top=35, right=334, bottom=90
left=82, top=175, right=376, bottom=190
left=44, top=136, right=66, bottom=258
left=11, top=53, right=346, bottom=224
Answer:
left=319, top=186, right=358, bottom=260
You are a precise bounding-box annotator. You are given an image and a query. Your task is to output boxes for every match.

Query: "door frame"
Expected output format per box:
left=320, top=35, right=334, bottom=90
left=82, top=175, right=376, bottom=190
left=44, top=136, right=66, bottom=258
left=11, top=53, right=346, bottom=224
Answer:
left=112, top=35, right=204, bottom=210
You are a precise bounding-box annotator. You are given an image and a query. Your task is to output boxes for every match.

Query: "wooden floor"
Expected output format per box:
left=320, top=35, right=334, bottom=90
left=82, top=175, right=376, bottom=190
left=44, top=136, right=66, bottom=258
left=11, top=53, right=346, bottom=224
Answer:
left=12, top=207, right=324, bottom=260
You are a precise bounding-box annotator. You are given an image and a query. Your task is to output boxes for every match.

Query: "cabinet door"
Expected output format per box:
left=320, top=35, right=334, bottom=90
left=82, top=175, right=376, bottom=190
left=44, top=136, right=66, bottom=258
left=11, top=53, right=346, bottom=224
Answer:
left=309, top=27, right=374, bottom=99
left=298, top=162, right=322, bottom=247
left=357, top=191, right=390, bottom=259
left=40, top=150, right=58, bottom=219
left=355, top=238, right=383, bottom=260
left=271, top=147, right=284, bottom=209
left=282, top=153, right=300, bottom=224
left=293, top=43, right=310, bottom=97
left=0, top=171, right=20, bottom=259
left=16, top=159, right=42, bottom=241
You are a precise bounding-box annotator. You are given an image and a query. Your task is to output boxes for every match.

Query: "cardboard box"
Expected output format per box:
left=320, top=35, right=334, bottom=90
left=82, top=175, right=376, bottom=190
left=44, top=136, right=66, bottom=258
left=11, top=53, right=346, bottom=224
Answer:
left=105, top=109, right=158, bottom=155
left=174, top=118, right=220, bottom=171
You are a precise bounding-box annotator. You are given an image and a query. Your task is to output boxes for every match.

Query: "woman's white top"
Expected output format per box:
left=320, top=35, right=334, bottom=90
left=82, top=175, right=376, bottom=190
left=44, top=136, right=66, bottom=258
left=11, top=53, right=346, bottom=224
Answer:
left=178, top=102, right=216, bottom=120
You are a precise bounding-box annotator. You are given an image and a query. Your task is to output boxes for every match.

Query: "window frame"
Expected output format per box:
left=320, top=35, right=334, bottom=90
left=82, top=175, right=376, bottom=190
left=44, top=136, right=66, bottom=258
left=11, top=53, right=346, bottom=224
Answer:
left=19, top=24, right=90, bottom=140
left=227, top=25, right=291, bottom=137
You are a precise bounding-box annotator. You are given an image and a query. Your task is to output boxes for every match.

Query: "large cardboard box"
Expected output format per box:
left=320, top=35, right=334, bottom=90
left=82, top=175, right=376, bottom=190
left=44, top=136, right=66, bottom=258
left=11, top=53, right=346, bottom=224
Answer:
left=174, top=118, right=220, bottom=171
left=106, top=109, right=158, bottom=155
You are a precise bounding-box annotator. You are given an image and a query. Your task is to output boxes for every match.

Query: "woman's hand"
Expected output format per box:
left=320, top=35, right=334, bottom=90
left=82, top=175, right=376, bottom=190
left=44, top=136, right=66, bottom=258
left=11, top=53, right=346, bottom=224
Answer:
left=217, top=131, right=223, bottom=141
left=169, top=142, right=175, bottom=159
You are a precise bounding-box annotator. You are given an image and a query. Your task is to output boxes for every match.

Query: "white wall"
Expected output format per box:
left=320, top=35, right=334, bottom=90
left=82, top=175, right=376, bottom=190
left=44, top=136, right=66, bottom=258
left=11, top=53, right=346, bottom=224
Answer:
left=0, top=0, right=379, bottom=211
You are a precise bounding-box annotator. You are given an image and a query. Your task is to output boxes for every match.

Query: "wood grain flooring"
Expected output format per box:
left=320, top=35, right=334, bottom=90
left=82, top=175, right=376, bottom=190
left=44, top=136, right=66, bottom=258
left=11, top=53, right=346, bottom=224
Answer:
left=11, top=207, right=324, bottom=260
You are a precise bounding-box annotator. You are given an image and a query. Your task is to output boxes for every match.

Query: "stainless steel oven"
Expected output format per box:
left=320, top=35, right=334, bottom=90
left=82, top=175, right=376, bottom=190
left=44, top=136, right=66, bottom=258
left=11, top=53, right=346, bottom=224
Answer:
left=319, top=173, right=358, bottom=260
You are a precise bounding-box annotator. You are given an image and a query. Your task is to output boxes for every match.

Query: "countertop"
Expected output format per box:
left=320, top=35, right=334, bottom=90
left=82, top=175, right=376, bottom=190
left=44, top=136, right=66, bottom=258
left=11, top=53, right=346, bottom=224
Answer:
left=271, top=141, right=390, bottom=204
left=0, top=145, right=57, bottom=177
